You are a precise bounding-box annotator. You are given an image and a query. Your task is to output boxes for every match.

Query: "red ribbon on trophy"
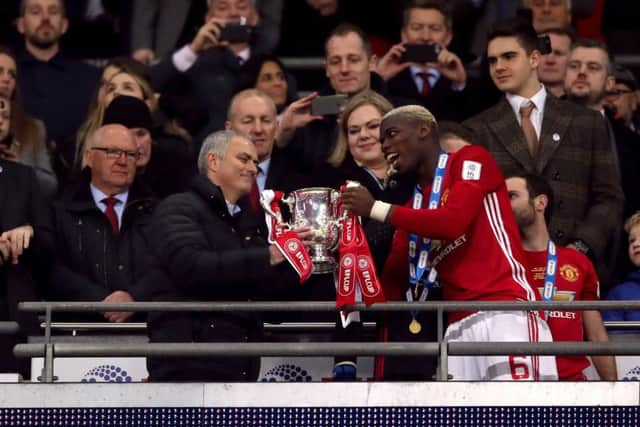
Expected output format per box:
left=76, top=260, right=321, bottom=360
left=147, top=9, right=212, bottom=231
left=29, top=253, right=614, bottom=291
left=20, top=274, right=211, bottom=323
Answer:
left=261, top=190, right=313, bottom=283
left=336, top=182, right=385, bottom=325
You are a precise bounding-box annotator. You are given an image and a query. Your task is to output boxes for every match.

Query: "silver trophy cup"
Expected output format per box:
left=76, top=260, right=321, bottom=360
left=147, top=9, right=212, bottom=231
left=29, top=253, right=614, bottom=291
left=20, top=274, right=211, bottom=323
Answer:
left=282, top=187, right=342, bottom=274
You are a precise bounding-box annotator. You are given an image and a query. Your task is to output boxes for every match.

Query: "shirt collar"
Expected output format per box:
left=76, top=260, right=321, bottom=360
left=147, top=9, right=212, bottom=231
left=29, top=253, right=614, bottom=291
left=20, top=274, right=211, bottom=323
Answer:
left=506, top=85, right=547, bottom=114
left=225, top=200, right=241, bottom=216
left=410, top=64, right=440, bottom=81
left=90, top=183, right=129, bottom=208
left=258, top=157, right=270, bottom=177
left=237, top=47, right=251, bottom=64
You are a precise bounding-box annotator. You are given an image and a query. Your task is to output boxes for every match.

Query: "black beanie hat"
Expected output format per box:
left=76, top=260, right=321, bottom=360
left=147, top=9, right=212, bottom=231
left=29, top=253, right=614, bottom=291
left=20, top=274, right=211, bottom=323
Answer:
left=103, top=95, right=154, bottom=131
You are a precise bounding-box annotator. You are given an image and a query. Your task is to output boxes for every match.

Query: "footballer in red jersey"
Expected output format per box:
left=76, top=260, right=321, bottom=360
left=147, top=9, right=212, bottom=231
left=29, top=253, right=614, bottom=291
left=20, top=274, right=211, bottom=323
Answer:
left=507, top=174, right=616, bottom=380
left=342, top=105, right=558, bottom=381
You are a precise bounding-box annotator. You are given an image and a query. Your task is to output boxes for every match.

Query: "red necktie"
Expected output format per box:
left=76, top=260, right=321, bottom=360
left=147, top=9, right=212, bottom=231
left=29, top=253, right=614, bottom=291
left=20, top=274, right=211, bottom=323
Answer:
left=102, top=196, right=120, bottom=235
left=249, top=179, right=261, bottom=213
left=416, top=72, right=432, bottom=97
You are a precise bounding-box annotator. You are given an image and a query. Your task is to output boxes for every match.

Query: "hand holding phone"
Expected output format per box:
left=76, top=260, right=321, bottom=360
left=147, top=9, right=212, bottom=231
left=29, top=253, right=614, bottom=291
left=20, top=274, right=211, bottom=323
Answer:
left=311, top=94, right=348, bottom=116
left=401, top=44, right=441, bottom=64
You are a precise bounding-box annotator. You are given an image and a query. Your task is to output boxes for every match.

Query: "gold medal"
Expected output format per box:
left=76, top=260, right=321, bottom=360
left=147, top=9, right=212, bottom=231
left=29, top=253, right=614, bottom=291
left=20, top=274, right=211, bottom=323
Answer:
left=409, top=318, right=422, bottom=334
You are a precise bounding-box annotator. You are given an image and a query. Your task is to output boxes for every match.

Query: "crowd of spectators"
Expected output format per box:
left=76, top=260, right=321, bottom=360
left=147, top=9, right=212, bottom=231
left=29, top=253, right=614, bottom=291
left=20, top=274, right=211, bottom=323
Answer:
left=1, top=0, right=640, bottom=381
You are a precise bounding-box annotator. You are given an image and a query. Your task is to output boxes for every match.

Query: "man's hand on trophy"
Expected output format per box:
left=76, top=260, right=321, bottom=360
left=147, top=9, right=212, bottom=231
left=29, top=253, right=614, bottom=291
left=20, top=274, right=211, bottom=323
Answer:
left=293, top=227, right=315, bottom=248
left=269, top=245, right=286, bottom=266
left=341, top=186, right=375, bottom=217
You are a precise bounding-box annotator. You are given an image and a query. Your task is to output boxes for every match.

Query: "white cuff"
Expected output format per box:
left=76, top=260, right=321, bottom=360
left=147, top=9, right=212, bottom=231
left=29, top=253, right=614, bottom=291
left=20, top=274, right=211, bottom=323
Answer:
left=370, top=201, right=392, bottom=223
left=172, top=45, right=198, bottom=72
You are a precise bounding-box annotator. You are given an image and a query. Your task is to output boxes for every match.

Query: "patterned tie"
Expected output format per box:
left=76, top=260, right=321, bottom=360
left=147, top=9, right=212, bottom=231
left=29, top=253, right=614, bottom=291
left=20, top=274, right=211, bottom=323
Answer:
left=519, top=101, right=538, bottom=158
left=416, top=72, right=432, bottom=97
left=102, top=196, right=120, bottom=235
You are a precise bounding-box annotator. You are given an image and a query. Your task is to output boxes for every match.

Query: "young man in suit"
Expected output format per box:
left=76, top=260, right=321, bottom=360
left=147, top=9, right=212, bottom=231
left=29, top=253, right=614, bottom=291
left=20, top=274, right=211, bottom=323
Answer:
left=463, top=19, right=623, bottom=287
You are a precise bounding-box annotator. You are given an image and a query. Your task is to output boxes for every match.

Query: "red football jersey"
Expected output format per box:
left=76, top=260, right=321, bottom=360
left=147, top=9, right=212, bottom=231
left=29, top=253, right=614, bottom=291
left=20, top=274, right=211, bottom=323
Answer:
left=523, top=245, right=599, bottom=380
left=382, top=145, right=538, bottom=324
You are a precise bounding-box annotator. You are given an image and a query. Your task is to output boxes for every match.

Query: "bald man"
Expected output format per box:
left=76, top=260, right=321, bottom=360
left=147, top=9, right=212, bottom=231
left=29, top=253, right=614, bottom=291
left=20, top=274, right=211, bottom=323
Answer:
left=49, top=124, right=157, bottom=322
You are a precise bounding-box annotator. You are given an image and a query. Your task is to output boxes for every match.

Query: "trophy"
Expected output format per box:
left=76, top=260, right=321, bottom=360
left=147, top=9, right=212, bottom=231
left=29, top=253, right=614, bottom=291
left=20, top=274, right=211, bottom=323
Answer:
left=264, top=187, right=342, bottom=274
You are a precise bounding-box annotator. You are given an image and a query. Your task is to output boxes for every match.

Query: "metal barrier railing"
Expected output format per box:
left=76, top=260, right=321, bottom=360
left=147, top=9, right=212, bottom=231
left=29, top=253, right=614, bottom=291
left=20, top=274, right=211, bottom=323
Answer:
left=0, top=321, right=19, bottom=335
left=16, top=300, right=640, bottom=383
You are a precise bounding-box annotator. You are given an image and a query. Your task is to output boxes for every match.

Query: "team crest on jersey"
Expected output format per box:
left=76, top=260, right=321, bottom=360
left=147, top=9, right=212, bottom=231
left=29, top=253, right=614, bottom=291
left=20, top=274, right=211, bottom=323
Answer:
left=462, top=161, right=482, bottom=180
left=537, top=288, right=576, bottom=301
left=559, top=264, right=580, bottom=282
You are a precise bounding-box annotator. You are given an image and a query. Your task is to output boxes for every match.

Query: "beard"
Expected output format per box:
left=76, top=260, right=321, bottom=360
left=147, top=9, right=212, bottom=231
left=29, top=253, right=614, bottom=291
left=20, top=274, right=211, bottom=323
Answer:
left=28, top=34, right=59, bottom=50
left=566, top=83, right=606, bottom=108
left=514, top=203, right=537, bottom=233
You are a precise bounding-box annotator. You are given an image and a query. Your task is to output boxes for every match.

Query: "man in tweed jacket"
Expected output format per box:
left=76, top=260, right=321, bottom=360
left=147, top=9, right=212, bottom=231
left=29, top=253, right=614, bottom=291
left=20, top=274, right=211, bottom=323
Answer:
left=464, top=19, right=623, bottom=283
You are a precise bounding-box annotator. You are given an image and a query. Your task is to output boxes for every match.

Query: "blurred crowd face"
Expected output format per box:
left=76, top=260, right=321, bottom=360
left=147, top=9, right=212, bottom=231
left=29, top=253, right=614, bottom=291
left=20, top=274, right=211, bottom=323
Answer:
left=306, top=0, right=338, bottom=16
left=325, top=32, right=371, bottom=95
left=0, top=54, right=17, bottom=99
left=130, top=127, right=152, bottom=168
left=401, top=7, right=451, bottom=47
left=0, top=98, right=11, bottom=141
left=564, top=46, right=614, bottom=108
left=18, top=0, right=68, bottom=49
left=226, top=94, right=276, bottom=162
left=104, top=73, right=146, bottom=106
left=209, top=135, right=258, bottom=202
left=207, top=0, right=257, bottom=26
left=605, top=82, right=638, bottom=125
left=98, top=65, right=123, bottom=105
left=629, top=223, right=640, bottom=268
left=256, top=61, right=288, bottom=110
left=86, top=125, right=137, bottom=195
left=487, top=36, right=540, bottom=97
left=528, top=0, right=571, bottom=33
left=346, top=103, right=385, bottom=167
left=538, top=33, right=571, bottom=87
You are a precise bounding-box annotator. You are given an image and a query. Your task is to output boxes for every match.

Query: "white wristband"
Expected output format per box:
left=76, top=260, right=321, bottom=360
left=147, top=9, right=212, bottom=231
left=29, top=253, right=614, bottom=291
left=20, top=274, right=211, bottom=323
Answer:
left=370, top=201, right=392, bottom=223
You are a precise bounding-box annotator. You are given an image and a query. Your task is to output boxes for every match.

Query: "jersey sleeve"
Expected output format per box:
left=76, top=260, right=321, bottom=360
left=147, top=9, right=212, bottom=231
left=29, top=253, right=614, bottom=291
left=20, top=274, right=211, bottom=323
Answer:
left=577, top=252, right=600, bottom=301
left=389, top=145, right=504, bottom=240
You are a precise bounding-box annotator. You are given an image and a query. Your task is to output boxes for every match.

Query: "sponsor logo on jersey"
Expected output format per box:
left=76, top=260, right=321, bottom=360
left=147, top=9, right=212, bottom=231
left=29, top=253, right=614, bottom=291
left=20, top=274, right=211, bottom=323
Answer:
left=559, top=264, right=580, bottom=282
left=462, top=161, right=482, bottom=180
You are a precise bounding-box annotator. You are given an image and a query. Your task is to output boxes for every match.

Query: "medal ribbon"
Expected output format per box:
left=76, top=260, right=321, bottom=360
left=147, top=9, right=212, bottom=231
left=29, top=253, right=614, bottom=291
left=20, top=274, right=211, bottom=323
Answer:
left=542, top=240, right=558, bottom=319
left=336, top=183, right=385, bottom=323
left=261, top=190, right=313, bottom=283
left=406, top=151, right=448, bottom=306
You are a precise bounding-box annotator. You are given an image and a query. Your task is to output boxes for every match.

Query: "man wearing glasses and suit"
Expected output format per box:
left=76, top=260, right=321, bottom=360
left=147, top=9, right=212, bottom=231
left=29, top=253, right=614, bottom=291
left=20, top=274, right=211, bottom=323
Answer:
left=48, top=124, right=157, bottom=322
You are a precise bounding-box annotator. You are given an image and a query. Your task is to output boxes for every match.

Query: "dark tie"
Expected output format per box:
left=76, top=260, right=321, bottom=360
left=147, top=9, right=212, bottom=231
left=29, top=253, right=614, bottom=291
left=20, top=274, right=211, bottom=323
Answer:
left=102, top=196, right=120, bottom=235
left=416, top=72, right=432, bottom=97
left=519, top=101, right=538, bottom=158
left=249, top=179, right=261, bottom=213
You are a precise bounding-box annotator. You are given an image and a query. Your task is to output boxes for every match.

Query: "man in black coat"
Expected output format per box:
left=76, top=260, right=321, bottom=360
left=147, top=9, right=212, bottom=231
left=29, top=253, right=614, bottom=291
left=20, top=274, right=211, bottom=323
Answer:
left=146, top=130, right=310, bottom=382
left=49, top=124, right=156, bottom=322
left=0, top=159, right=53, bottom=374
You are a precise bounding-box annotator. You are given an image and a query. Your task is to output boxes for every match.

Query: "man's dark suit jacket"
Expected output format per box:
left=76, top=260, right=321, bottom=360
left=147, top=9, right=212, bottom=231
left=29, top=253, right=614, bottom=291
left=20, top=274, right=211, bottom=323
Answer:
left=0, top=160, right=53, bottom=373
left=386, top=68, right=479, bottom=122
left=464, top=95, right=624, bottom=272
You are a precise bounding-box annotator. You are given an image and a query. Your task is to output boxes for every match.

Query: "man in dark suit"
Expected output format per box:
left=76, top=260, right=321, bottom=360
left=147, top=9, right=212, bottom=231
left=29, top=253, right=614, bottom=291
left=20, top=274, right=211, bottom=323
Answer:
left=376, top=0, right=475, bottom=122
left=0, top=159, right=53, bottom=375
left=464, top=19, right=623, bottom=285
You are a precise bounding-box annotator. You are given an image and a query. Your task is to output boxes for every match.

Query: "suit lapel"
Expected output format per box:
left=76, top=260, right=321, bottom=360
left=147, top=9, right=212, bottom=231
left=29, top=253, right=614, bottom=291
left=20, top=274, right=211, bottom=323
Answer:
left=488, top=99, right=535, bottom=171
left=537, top=96, right=571, bottom=173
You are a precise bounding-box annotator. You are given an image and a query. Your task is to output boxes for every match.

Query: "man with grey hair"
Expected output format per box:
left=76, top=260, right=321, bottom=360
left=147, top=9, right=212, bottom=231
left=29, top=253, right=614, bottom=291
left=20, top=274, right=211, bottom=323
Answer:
left=146, top=129, right=311, bottom=382
left=342, top=105, right=558, bottom=381
left=526, top=0, right=572, bottom=33
left=49, top=124, right=156, bottom=323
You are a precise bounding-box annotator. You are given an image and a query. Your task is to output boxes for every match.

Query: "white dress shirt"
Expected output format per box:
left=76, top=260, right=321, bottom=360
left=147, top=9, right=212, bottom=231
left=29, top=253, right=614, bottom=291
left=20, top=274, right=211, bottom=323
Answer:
left=506, top=85, right=547, bottom=139
left=90, top=184, right=129, bottom=228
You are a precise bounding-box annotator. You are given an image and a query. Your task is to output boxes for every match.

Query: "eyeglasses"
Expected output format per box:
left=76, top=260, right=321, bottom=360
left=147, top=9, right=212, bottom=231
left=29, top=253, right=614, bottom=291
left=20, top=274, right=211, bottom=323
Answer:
left=91, top=146, right=140, bottom=161
left=606, top=88, right=634, bottom=97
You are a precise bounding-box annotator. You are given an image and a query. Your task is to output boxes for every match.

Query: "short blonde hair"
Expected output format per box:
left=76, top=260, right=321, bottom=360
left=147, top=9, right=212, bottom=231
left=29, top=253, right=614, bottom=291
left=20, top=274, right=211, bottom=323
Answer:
left=382, top=104, right=437, bottom=127
left=625, top=211, right=640, bottom=234
left=329, top=90, right=393, bottom=167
